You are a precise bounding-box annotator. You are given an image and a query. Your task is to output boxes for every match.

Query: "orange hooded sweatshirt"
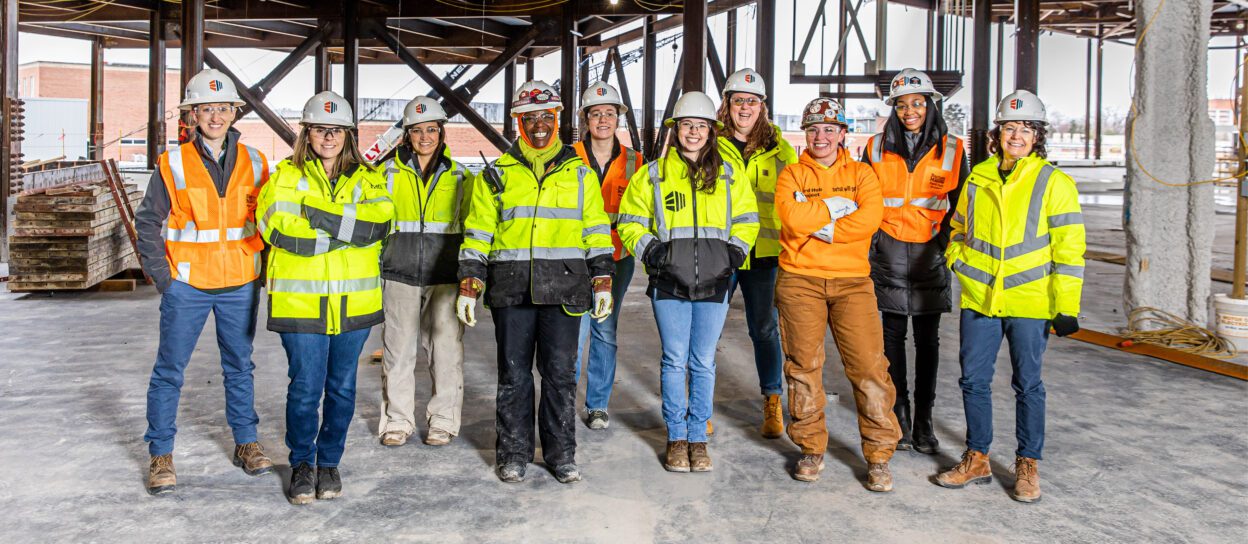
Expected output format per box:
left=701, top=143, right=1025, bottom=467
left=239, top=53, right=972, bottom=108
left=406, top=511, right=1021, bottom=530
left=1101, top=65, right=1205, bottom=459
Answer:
left=774, top=147, right=883, bottom=278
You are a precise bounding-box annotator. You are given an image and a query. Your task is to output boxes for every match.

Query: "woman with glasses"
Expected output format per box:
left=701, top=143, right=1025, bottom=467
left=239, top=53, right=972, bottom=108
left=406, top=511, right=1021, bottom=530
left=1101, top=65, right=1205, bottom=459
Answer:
left=861, top=68, right=969, bottom=455
left=571, top=81, right=645, bottom=430
left=257, top=91, right=394, bottom=504
left=715, top=68, right=798, bottom=439
left=376, top=96, right=472, bottom=448
left=617, top=91, right=758, bottom=473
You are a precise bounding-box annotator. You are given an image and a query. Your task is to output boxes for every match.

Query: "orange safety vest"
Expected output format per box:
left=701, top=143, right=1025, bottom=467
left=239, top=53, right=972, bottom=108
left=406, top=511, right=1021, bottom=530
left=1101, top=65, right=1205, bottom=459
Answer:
left=867, top=133, right=962, bottom=243
left=574, top=141, right=643, bottom=260
left=158, top=141, right=268, bottom=289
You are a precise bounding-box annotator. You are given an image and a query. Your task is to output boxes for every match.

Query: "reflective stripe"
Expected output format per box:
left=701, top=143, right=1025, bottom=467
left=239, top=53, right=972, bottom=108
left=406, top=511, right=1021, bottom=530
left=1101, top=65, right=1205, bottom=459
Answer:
left=951, top=233, right=965, bottom=242
left=607, top=212, right=620, bottom=222
left=617, top=213, right=650, bottom=227
left=168, top=145, right=187, bottom=190
left=226, top=222, right=255, bottom=241
left=352, top=184, right=363, bottom=204
left=1048, top=211, right=1084, bottom=228
left=500, top=206, right=582, bottom=221
left=459, top=247, right=487, bottom=263
left=1023, top=165, right=1054, bottom=241
left=385, top=163, right=398, bottom=194
left=910, top=195, right=950, bottom=211
left=337, top=204, right=358, bottom=243
left=732, top=212, right=760, bottom=224
left=577, top=166, right=588, bottom=217
left=870, top=135, right=883, bottom=164
left=953, top=259, right=995, bottom=285
left=1053, top=263, right=1085, bottom=279
left=244, top=145, right=264, bottom=186
left=587, top=246, right=614, bottom=259
left=757, top=227, right=780, bottom=240
left=260, top=201, right=303, bottom=231
left=1004, top=234, right=1050, bottom=259
left=634, top=233, right=657, bottom=260
left=464, top=228, right=494, bottom=243
left=583, top=224, right=611, bottom=237
left=649, top=162, right=668, bottom=243
left=670, top=226, right=730, bottom=240
left=489, top=247, right=586, bottom=261
left=964, top=167, right=1055, bottom=260
left=882, top=197, right=907, bottom=208
left=755, top=191, right=775, bottom=204
left=941, top=136, right=960, bottom=171
left=729, top=236, right=751, bottom=254
left=952, top=211, right=965, bottom=224
left=166, top=221, right=218, bottom=243
left=296, top=177, right=309, bottom=192
left=395, top=221, right=462, bottom=234
left=314, top=235, right=330, bottom=256
left=269, top=277, right=381, bottom=294
left=1003, top=263, right=1051, bottom=289
left=176, top=262, right=190, bottom=282
left=623, top=149, right=638, bottom=181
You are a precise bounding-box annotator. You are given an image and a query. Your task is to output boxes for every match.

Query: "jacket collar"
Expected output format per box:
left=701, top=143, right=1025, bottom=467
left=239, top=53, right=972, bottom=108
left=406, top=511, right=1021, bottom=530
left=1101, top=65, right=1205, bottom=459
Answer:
left=798, top=147, right=852, bottom=173
left=970, top=153, right=1045, bottom=187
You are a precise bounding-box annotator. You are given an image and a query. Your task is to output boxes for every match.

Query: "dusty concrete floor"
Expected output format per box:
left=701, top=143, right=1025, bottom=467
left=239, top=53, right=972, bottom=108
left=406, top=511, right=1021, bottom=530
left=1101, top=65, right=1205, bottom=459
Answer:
left=1, top=172, right=1246, bottom=542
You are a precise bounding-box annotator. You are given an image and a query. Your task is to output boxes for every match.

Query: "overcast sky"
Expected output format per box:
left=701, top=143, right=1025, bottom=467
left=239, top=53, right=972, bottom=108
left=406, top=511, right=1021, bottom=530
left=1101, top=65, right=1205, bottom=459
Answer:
left=16, top=3, right=1244, bottom=123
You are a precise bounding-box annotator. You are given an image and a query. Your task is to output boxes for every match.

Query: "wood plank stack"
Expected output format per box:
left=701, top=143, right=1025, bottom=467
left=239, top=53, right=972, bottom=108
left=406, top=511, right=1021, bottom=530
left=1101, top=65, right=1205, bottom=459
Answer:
left=7, top=182, right=143, bottom=291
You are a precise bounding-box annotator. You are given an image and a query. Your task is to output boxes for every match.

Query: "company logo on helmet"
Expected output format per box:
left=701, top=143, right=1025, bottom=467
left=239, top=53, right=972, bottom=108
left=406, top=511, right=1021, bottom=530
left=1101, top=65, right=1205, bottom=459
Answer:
left=414, top=104, right=426, bottom=114
left=208, top=80, right=223, bottom=91
left=744, top=74, right=754, bottom=83
left=595, top=87, right=607, bottom=96
left=1010, top=98, right=1024, bottom=110
left=908, top=76, right=922, bottom=86
left=324, top=101, right=337, bottom=113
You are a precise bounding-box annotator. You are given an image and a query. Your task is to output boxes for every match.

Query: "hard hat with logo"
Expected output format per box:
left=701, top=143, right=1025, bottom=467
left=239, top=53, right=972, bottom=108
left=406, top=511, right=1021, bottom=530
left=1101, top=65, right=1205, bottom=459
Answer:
left=581, top=81, right=627, bottom=113
left=722, top=68, right=767, bottom=99
left=663, top=91, right=723, bottom=129
left=885, top=68, right=942, bottom=106
left=300, top=91, right=355, bottom=127
left=179, top=68, right=245, bottom=111
left=512, top=80, right=563, bottom=115
left=800, top=97, right=848, bottom=129
left=403, top=96, right=449, bottom=127
left=994, top=89, right=1047, bottom=125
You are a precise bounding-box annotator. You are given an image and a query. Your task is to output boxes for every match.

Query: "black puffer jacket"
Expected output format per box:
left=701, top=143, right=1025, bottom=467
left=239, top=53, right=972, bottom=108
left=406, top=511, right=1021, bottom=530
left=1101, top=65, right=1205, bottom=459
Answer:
left=863, top=98, right=969, bottom=315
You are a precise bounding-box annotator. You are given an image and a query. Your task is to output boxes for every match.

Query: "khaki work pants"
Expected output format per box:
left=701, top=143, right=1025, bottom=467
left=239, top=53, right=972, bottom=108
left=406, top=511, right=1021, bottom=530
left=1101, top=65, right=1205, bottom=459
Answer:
left=775, top=270, right=900, bottom=463
left=378, top=281, right=465, bottom=436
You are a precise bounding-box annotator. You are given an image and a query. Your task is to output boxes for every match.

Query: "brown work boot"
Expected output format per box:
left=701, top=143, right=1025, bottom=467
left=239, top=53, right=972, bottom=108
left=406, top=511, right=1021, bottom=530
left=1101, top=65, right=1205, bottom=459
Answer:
left=936, top=449, right=993, bottom=488
left=147, top=454, right=176, bottom=495
left=866, top=462, right=894, bottom=492
left=1012, top=456, right=1041, bottom=503
left=793, top=454, right=825, bottom=482
left=761, top=394, right=784, bottom=439
left=689, top=442, right=713, bottom=472
left=664, top=440, right=690, bottom=472
left=232, top=442, right=273, bottom=476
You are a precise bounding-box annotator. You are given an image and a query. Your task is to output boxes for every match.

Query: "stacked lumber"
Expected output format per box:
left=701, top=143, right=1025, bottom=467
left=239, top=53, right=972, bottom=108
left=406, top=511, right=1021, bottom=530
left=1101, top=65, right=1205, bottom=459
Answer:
left=7, top=182, right=143, bottom=291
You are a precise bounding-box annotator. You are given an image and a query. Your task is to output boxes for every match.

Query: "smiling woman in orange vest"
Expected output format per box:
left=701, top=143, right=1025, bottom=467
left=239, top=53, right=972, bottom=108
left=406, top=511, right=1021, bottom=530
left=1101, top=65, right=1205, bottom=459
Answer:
left=135, top=68, right=272, bottom=496
left=862, top=68, right=969, bottom=455
left=571, top=81, right=645, bottom=431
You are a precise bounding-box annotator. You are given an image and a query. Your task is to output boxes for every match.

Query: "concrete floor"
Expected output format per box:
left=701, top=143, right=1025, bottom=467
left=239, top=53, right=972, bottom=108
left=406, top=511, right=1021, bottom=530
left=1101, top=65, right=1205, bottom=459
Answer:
left=1, top=186, right=1246, bottom=542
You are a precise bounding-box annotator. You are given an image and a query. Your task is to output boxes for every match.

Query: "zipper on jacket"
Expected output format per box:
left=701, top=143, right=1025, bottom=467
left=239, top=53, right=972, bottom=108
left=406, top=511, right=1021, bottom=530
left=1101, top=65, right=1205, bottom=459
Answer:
left=690, top=171, right=700, bottom=288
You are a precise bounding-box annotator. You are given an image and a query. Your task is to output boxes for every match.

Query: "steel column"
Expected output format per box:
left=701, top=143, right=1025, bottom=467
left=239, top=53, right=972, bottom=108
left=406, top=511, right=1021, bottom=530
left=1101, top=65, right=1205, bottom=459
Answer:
left=89, top=38, right=104, bottom=161
left=343, top=1, right=359, bottom=124
left=147, top=10, right=166, bottom=170
left=1, top=0, right=17, bottom=261
left=180, top=0, right=204, bottom=92
left=560, top=4, right=578, bottom=143
left=683, top=0, right=707, bottom=92
left=1014, top=0, right=1040, bottom=92
left=1084, top=38, right=1092, bottom=159
left=970, top=0, right=992, bottom=165
left=1095, top=25, right=1104, bottom=160
left=726, top=8, right=737, bottom=74
left=503, top=61, right=516, bottom=142
left=526, top=59, right=535, bottom=81
left=755, top=0, right=775, bottom=111
left=642, top=16, right=657, bottom=158
left=314, top=19, right=331, bottom=94
left=996, top=15, right=1006, bottom=103
left=874, top=0, right=888, bottom=74
left=934, top=1, right=945, bottom=71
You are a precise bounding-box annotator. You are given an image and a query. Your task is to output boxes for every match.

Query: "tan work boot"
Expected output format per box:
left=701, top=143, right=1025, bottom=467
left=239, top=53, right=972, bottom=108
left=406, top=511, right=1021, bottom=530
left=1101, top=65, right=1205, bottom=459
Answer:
left=147, top=454, right=176, bottom=495
left=761, top=394, right=784, bottom=439
left=866, top=462, right=893, bottom=492
left=664, top=440, right=690, bottom=472
left=424, top=428, right=452, bottom=446
left=689, top=442, right=713, bottom=472
left=380, top=430, right=408, bottom=447
left=1012, top=456, right=1041, bottom=503
left=232, top=442, right=273, bottom=476
left=793, top=454, right=825, bottom=482
left=936, top=449, right=992, bottom=488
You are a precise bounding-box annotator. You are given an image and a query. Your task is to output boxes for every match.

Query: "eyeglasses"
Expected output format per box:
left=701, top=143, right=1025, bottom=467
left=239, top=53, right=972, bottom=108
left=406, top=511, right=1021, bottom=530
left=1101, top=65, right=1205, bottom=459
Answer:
left=894, top=100, right=927, bottom=113
left=730, top=96, right=762, bottom=107
left=1001, top=125, right=1037, bottom=137
left=194, top=105, right=237, bottom=117
left=804, top=126, right=844, bottom=136
left=678, top=121, right=711, bottom=133
left=587, top=111, right=618, bottom=120
left=309, top=126, right=346, bottom=138
left=407, top=126, right=442, bottom=136
left=521, top=112, right=556, bottom=123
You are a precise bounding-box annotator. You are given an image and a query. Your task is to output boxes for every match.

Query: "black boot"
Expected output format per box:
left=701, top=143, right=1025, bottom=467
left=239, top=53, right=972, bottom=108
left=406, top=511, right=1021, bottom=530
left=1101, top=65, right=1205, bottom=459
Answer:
left=912, top=406, right=939, bottom=454
left=893, top=403, right=913, bottom=451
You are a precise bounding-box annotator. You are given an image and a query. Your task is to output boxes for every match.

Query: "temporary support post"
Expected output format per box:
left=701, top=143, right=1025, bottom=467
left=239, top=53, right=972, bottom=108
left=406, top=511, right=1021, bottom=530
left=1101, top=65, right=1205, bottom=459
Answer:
left=1094, top=25, right=1104, bottom=160
left=579, top=46, right=590, bottom=97
left=610, top=47, right=643, bottom=151
left=726, top=8, right=737, bottom=74
left=1, top=0, right=17, bottom=261
left=180, top=0, right=204, bottom=92
left=526, top=59, right=535, bottom=82
left=89, top=38, right=105, bottom=161
left=1084, top=39, right=1092, bottom=159
left=503, top=61, right=516, bottom=142
left=755, top=0, right=776, bottom=111
left=343, top=1, right=359, bottom=124
left=683, top=0, right=707, bottom=93
left=147, top=10, right=166, bottom=170
left=642, top=16, right=657, bottom=158
left=314, top=19, right=331, bottom=94
left=203, top=52, right=296, bottom=145
left=934, top=0, right=945, bottom=71
left=970, top=0, right=992, bottom=165
left=560, top=4, right=578, bottom=143
left=1233, top=52, right=1247, bottom=299
left=1014, top=0, right=1040, bottom=93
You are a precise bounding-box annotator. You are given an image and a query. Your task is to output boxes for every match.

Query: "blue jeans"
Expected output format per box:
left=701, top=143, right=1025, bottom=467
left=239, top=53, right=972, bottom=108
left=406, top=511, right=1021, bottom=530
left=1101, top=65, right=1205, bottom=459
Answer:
left=280, top=327, right=371, bottom=467
left=576, top=256, right=635, bottom=411
left=652, top=293, right=730, bottom=443
left=958, top=309, right=1048, bottom=459
left=144, top=280, right=260, bottom=456
left=729, top=266, right=784, bottom=395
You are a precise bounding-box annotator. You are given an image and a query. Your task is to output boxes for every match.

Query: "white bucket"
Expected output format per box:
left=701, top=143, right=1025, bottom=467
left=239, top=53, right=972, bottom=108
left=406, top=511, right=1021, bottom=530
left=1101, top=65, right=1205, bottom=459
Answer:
left=1212, top=293, right=1248, bottom=353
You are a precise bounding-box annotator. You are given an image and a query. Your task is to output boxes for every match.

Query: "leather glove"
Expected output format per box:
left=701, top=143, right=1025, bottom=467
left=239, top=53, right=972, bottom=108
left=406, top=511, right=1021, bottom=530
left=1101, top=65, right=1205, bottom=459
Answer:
left=822, top=196, right=858, bottom=221
left=590, top=276, right=614, bottom=322
left=456, top=277, right=484, bottom=327
left=728, top=245, right=747, bottom=269
left=642, top=240, right=667, bottom=269
left=1051, top=314, right=1079, bottom=337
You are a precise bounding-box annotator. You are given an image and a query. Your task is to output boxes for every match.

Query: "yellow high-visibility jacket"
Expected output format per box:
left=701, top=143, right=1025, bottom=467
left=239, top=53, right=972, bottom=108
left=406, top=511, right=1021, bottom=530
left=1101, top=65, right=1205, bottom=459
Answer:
left=946, top=153, right=1085, bottom=319
left=457, top=143, right=613, bottom=313
left=380, top=146, right=472, bottom=286
left=717, top=125, right=798, bottom=262
left=258, top=158, right=395, bottom=335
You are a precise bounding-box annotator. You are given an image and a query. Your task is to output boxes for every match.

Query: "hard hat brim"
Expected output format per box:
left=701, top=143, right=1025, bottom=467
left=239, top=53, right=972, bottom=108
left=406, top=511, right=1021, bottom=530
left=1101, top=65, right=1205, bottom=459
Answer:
left=664, top=117, right=725, bottom=130
left=883, top=90, right=943, bottom=107
left=178, top=97, right=246, bottom=111
left=581, top=103, right=628, bottom=115
left=512, top=103, right=564, bottom=115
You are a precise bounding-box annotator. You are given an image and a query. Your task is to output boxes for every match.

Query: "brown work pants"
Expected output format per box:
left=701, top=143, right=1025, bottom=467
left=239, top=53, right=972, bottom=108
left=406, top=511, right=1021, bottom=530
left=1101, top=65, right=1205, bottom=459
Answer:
left=775, top=270, right=900, bottom=463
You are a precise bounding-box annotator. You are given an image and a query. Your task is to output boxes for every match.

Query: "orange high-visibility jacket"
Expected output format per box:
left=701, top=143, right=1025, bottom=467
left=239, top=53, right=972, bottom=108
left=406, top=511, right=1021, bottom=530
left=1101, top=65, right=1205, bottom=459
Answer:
left=774, top=148, right=883, bottom=279
left=573, top=140, right=644, bottom=260
left=158, top=141, right=268, bottom=289
left=865, top=133, right=963, bottom=243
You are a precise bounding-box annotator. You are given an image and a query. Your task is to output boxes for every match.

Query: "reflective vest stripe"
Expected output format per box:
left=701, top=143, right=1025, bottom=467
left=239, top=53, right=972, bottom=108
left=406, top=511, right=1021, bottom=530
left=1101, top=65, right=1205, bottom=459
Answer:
left=583, top=224, right=611, bottom=237
left=964, top=165, right=1055, bottom=260
left=500, top=206, right=582, bottom=221
left=394, top=220, right=462, bottom=234
left=1048, top=211, right=1084, bottom=227
left=464, top=228, right=493, bottom=243
left=245, top=145, right=264, bottom=186
left=883, top=196, right=949, bottom=210
left=623, top=149, right=638, bottom=181
left=757, top=227, right=780, bottom=240
left=648, top=162, right=669, bottom=243
left=459, top=247, right=487, bottom=263
left=169, top=145, right=188, bottom=190
left=941, top=136, right=960, bottom=171
left=269, top=277, right=381, bottom=294
left=668, top=226, right=730, bottom=240
left=489, top=247, right=589, bottom=261
left=870, top=135, right=884, bottom=164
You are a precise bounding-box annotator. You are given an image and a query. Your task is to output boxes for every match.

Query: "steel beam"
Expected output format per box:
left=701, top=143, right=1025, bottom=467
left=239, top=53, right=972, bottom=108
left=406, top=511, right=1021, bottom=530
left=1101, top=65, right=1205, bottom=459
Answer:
left=454, top=19, right=549, bottom=101
left=203, top=51, right=296, bottom=145
left=1014, top=0, right=1040, bottom=92
left=970, top=0, right=992, bottom=165
left=652, top=56, right=686, bottom=161
left=642, top=16, right=657, bottom=158
left=683, top=0, right=707, bottom=92
left=179, top=0, right=204, bottom=92
left=996, top=15, right=1006, bottom=103
left=610, top=47, right=643, bottom=151
left=344, top=2, right=360, bottom=124
left=147, top=10, right=166, bottom=170
left=560, top=5, right=578, bottom=143
left=89, top=38, right=105, bottom=161
left=314, top=25, right=331, bottom=94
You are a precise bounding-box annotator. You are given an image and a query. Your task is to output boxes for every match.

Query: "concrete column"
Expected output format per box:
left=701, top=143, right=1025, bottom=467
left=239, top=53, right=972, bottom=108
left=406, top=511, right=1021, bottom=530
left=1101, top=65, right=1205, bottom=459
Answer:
left=1123, top=0, right=1216, bottom=325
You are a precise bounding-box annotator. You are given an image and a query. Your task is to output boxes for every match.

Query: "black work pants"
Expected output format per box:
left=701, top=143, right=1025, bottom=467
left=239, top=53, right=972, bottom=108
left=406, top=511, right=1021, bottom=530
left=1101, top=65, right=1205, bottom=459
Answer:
left=882, top=312, right=942, bottom=414
left=492, top=303, right=580, bottom=467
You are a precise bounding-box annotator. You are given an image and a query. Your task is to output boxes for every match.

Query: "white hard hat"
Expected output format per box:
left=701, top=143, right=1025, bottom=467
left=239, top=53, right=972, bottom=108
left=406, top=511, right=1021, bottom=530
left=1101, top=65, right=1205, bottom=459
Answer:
left=403, top=96, right=448, bottom=127
left=301, top=91, right=354, bottom=127
left=995, top=89, right=1047, bottom=125
left=663, top=91, right=723, bottom=129
left=722, top=68, right=767, bottom=99
left=179, top=68, right=245, bottom=111
left=885, top=68, right=942, bottom=106
left=581, top=81, right=627, bottom=114
left=512, top=80, right=563, bottom=115
left=801, top=97, right=848, bottom=129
